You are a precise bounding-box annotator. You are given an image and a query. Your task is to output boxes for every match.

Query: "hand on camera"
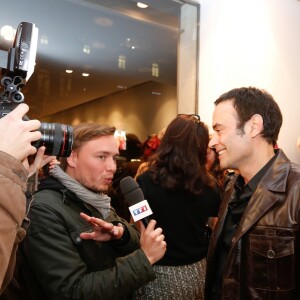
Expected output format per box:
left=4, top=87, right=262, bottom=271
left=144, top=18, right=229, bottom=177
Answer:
left=0, top=103, right=41, bottom=161
left=23, top=146, right=56, bottom=177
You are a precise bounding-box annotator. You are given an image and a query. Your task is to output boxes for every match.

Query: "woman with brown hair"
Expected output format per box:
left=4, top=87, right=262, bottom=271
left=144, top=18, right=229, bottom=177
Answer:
left=133, top=114, right=221, bottom=300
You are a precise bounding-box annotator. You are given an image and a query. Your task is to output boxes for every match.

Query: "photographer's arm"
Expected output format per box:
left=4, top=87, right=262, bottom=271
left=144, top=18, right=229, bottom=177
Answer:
left=0, top=104, right=54, bottom=293
left=0, top=151, right=27, bottom=293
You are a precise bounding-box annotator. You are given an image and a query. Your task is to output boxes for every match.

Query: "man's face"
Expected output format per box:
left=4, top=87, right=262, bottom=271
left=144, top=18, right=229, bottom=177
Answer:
left=67, top=135, right=118, bottom=192
left=209, top=100, right=253, bottom=171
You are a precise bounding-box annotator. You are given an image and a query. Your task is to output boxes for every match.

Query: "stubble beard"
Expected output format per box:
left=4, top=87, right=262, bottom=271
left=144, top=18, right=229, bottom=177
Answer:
left=77, top=177, right=107, bottom=194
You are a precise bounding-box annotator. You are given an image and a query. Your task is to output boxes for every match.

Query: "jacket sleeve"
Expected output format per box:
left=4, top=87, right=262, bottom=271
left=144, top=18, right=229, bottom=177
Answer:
left=21, top=200, right=155, bottom=300
left=0, top=151, right=27, bottom=293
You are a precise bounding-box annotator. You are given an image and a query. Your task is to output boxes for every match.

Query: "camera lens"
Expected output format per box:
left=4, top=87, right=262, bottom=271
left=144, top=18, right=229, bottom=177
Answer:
left=32, top=123, right=73, bottom=157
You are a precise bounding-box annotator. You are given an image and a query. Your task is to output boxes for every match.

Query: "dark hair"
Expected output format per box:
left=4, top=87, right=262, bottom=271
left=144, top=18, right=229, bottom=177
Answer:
left=149, top=114, right=214, bottom=195
left=215, top=87, right=282, bottom=146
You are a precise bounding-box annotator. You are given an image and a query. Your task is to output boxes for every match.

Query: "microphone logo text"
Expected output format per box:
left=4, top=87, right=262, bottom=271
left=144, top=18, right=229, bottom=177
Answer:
left=133, top=205, right=148, bottom=216
left=128, top=199, right=153, bottom=222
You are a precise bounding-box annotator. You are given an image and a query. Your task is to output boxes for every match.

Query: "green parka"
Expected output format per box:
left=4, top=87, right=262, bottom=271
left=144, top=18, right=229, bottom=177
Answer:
left=8, top=177, right=155, bottom=300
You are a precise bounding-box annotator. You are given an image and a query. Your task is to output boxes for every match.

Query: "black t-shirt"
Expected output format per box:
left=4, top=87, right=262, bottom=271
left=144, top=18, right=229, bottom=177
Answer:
left=137, top=171, right=221, bottom=266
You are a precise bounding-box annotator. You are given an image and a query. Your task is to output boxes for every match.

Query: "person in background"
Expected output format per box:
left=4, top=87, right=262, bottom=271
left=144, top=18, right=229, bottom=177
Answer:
left=0, top=103, right=55, bottom=294
left=206, top=146, right=225, bottom=187
left=134, top=128, right=166, bottom=180
left=142, top=133, right=161, bottom=162
left=133, top=114, right=221, bottom=300
left=205, top=87, right=300, bottom=300
left=109, top=133, right=143, bottom=221
left=7, top=123, right=166, bottom=300
left=117, top=133, right=144, bottom=177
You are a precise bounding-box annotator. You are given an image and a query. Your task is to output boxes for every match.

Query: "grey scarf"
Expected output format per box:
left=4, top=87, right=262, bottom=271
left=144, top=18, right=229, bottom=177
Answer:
left=50, top=165, right=111, bottom=219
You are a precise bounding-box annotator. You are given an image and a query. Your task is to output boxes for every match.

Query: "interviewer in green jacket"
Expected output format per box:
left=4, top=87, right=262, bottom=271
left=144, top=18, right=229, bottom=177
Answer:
left=7, top=122, right=166, bottom=300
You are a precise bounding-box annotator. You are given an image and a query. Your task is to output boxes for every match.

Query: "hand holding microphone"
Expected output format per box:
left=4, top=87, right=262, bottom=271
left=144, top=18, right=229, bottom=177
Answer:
left=140, top=219, right=166, bottom=265
left=120, top=176, right=167, bottom=264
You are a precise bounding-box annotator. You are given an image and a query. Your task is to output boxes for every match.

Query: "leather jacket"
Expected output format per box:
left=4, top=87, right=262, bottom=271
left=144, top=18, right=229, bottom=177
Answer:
left=205, top=150, right=300, bottom=300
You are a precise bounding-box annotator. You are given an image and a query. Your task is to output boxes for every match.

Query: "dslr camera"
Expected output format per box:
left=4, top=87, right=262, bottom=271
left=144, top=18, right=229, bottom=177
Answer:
left=0, top=22, right=73, bottom=157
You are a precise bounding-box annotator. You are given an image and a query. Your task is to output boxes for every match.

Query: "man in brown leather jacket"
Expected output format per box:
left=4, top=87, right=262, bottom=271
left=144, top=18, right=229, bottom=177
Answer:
left=206, top=87, right=300, bottom=300
left=0, top=104, right=55, bottom=294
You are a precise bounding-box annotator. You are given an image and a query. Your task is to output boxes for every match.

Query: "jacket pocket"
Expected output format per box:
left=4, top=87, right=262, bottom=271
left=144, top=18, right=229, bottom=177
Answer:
left=249, top=233, right=295, bottom=290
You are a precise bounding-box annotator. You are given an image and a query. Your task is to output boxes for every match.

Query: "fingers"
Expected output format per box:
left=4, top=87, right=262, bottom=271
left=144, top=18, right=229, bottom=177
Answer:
left=26, top=119, right=42, bottom=133
left=33, top=147, right=46, bottom=167
left=80, top=213, right=113, bottom=230
left=26, top=147, right=56, bottom=177
left=10, top=103, right=29, bottom=119
left=80, top=232, right=96, bottom=240
left=140, top=219, right=167, bottom=265
left=144, top=219, right=156, bottom=231
left=0, top=104, right=43, bottom=161
left=28, top=145, right=38, bottom=156
left=49, top=159, right=60, bottom=170
left=144, top=220, right=164, bottom=240
left=41, top=155, right=57, bottom=168
left=49, top=159, right=60, bottom=166
left=80, top=212, right=93, bottom=223
left=10, top=104, right=41, bottom=132
left=79, top=213, right=124, bottom=241
left=152, top=228, right=165, bottom=244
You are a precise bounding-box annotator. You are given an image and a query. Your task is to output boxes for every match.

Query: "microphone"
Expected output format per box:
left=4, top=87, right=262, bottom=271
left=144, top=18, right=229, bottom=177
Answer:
left=120, top=176, right=153, bottom=227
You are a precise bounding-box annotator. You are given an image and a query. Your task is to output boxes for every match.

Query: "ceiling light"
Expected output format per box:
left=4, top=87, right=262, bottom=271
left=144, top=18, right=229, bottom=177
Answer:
left=0, top=25, right=16, bottom=41
left=83, top=45, right=90, bottom=54
left=137, top=2, right=148, bottom=8
left=40, top=35, right=48, bottom=45
left=66, top=70, right=73, bottom=73
left=82, top=73, right=89, bottom=77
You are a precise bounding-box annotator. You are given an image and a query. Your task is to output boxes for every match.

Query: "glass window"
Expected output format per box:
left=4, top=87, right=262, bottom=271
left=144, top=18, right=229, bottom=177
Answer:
left=0, top=0, right=199, bottom=138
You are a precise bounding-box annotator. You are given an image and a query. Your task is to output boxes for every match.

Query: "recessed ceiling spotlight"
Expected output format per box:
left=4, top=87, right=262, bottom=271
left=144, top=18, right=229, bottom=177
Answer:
left=66, top=69, right=73, bottom=73
left=83, top=45, right=90, bottom=54
left=137, top=2, right=148, bottom=8
left=40, top=35, right=48, bottom=45
left=0, top=25, right=16, bottom=41
left=82, top=73, right=89, bottom=77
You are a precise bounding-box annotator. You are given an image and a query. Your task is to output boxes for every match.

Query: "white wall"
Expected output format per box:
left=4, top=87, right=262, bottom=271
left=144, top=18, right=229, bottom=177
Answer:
left=197, top=0, right=300, bottom=163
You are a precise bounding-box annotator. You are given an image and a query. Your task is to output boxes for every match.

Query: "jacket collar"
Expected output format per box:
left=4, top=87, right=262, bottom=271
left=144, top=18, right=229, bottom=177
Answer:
left=232, top=149, right=290, bottom=241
